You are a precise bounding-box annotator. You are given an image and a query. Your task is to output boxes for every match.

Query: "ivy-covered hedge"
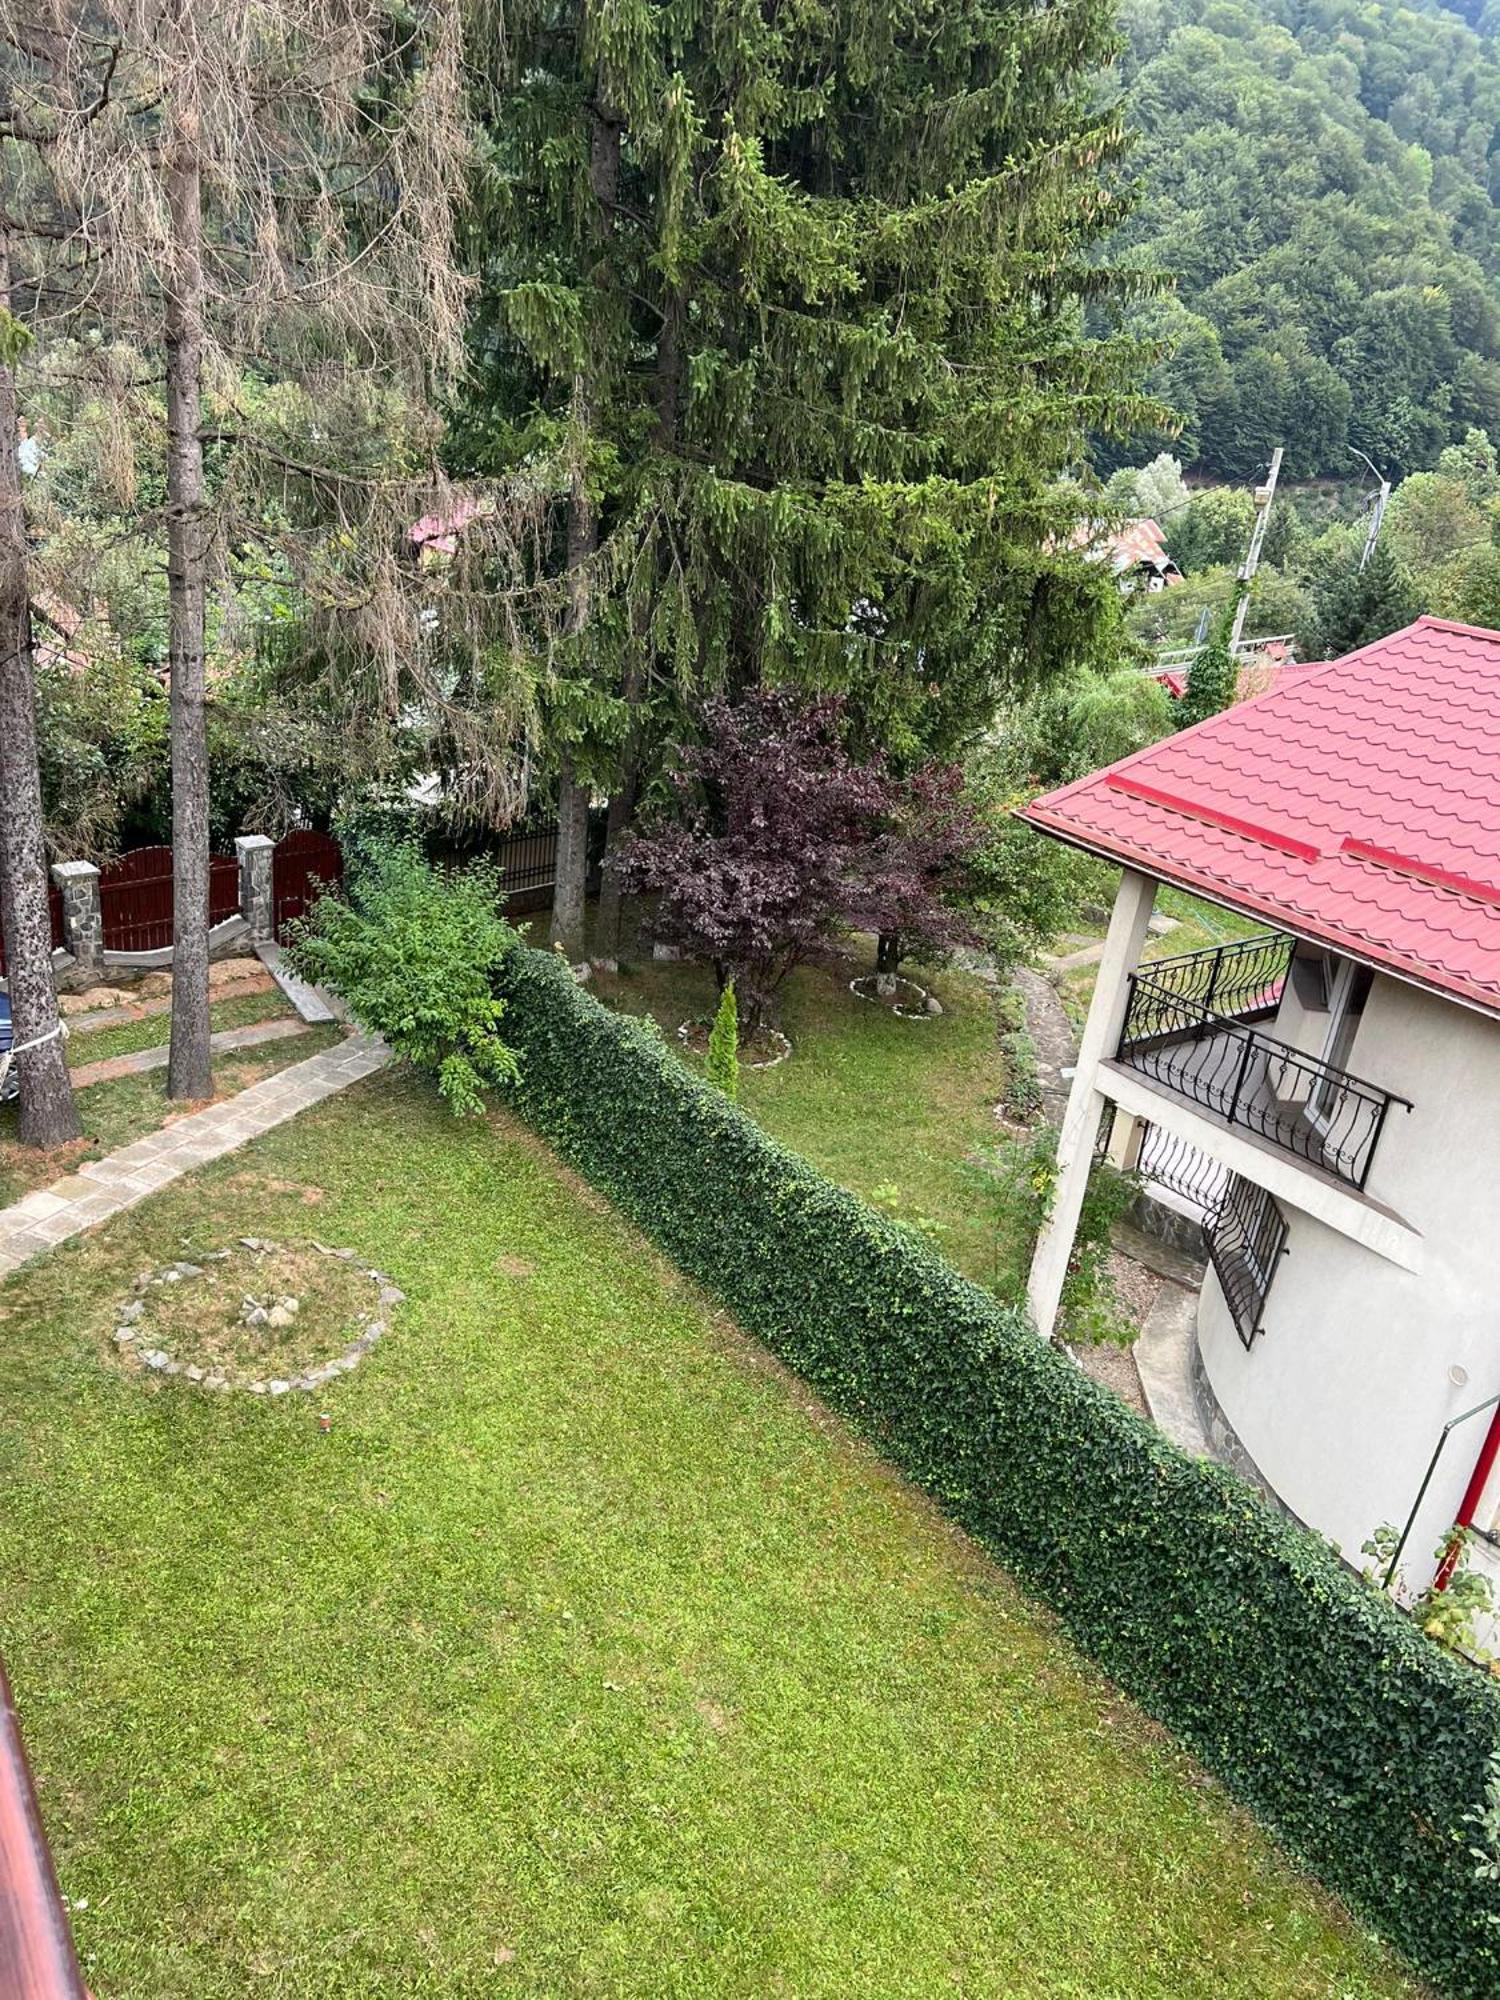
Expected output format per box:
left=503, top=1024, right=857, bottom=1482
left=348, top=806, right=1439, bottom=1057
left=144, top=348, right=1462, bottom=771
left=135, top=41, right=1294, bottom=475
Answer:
left=496, top=947, right=1500, bottom=1995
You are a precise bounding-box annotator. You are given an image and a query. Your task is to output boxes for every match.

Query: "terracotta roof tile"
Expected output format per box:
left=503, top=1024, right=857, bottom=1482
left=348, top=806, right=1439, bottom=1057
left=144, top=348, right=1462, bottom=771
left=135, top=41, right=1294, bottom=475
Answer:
left=1021, top=617, right=1500, bottom=1016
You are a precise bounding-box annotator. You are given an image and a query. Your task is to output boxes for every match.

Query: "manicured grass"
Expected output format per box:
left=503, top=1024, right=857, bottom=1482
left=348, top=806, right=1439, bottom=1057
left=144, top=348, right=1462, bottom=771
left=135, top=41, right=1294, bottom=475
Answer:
left=0, top=1070, right=1419, bottom=1998
left=1058, top=882, right=1270, bottom=1025
left=0, top=1025, right=341, bottom=1205
left=586, top=948, right=1015, bottom=1289
left=66, top=987, right=293, bottom=1067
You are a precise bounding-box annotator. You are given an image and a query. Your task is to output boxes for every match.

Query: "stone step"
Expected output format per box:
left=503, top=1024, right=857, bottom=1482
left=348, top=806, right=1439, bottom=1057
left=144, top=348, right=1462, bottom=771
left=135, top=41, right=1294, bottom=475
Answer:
left=254, top=943, right=344, bottom=1025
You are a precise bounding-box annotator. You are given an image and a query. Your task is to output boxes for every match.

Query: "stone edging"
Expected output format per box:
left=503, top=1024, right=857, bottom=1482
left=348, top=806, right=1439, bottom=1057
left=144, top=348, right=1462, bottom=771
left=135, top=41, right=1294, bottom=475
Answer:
left=676, top=1020, right=792, bottom=1069
left=111, top=1238, right=405, bottom=1396
left=847, top=974, right=941, bottom=1020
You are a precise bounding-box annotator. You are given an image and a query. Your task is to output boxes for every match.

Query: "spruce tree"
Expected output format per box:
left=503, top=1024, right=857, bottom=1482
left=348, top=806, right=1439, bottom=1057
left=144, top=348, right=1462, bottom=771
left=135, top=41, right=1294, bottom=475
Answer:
left=1310, top=545, right=1424, bottom=661
left=457, top=0, right=1160, bottom=958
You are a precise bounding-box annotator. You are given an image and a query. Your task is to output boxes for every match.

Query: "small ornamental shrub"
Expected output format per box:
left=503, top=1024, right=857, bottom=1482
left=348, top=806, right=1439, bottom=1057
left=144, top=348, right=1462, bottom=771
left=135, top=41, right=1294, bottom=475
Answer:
left=288, top=841, right=521, bottom=1116
left=705, top=981, right=739, bottom=1101
left=494, top=946, right=1500, bottom=1997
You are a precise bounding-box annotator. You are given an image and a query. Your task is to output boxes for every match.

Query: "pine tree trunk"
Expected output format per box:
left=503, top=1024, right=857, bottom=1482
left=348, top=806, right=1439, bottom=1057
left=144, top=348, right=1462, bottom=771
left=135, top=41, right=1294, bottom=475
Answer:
left=0, top=244, right=80, bottom=1148
left=549, top=445, right=595, bottom=963
left=591, top=768, right=638, bottom=968
left=549, top=90, right=620, bottom=965
left=164, top=108, right=213, bottom=1101
left=551, top=752, right=590, bottom=960
left=592, top=287, right=683, bottom=971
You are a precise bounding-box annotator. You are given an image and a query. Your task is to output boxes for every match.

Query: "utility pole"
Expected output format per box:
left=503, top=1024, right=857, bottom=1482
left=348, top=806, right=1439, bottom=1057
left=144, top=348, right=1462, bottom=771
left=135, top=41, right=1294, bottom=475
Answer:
left=1228, top=446, right=1283, bottom=652
left=1351, top=449, right=1391, bottom=573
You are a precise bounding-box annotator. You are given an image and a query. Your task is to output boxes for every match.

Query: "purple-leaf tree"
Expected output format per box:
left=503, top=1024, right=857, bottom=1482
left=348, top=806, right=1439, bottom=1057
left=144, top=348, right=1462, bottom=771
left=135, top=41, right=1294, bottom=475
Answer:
left=615, top=690, right=892, bottom=1037
left=615, top=690, right=987, bottom=1035
left=845, top=761, right=985, bottom=991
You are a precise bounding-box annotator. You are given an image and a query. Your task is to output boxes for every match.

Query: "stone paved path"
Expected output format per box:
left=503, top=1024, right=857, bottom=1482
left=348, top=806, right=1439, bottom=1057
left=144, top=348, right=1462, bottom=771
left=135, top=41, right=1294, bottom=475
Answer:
left=0, top=1034, right=388, bottom=1282
left=1012, top=966, right=1078, bottom=1127
left=69, top=1016, right=309, bottom=1089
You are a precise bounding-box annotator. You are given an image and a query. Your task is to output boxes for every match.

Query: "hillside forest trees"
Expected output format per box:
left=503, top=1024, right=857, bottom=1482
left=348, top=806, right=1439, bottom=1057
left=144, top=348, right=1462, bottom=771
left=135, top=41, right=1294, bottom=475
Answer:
left=1104, top=0, right=1500, bottom=482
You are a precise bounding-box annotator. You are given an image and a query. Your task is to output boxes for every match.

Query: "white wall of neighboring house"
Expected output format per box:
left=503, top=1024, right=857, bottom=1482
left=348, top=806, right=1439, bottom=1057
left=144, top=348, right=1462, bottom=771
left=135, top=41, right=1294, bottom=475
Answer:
left=1197, top=969, right=1500, bottom=1587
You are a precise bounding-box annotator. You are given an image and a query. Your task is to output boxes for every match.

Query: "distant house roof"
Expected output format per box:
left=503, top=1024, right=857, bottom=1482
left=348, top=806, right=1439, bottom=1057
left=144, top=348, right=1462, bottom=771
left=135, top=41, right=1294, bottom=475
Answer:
left=1079, top=517, right=1182, bottom=582
left=1021, top=617, right=1500, bottom=1019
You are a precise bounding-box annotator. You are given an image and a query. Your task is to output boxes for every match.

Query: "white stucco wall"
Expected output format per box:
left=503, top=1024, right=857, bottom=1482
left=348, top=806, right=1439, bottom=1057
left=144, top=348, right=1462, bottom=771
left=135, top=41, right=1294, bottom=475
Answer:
left=1197, top=969, right=1500, bottom=1590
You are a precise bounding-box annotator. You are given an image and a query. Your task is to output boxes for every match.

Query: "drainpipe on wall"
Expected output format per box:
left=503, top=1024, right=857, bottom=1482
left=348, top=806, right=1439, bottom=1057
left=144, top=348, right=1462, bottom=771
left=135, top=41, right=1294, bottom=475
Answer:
left=1432, top=1397, right=1500, bottom=1593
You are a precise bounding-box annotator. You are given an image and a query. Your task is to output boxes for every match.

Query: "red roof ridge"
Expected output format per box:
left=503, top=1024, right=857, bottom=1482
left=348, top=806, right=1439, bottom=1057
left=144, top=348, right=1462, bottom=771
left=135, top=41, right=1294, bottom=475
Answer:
left=1106, top=773, right=1323, bottom=860
left=1340, top=838, right=1500, bottom=910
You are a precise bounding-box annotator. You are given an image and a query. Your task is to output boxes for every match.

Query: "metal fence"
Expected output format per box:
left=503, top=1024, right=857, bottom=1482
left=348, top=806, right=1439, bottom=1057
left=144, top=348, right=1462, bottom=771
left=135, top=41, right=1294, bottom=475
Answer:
left=1118, top=974, right=1406, bottom=1192
left=1142, top=931, right=1292, bottom=1021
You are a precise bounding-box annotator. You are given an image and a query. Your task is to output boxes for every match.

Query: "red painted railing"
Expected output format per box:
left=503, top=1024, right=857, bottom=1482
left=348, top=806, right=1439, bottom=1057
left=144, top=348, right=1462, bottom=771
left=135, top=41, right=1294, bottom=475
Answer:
left=0, top=1658, right=87, bottom=1999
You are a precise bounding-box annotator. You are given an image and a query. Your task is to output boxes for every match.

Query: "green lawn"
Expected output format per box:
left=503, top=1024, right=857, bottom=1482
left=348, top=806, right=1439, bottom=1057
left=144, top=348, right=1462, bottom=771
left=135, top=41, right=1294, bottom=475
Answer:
left=66, top=986, right=295, bottom=1068
left=0, top=1024, right=341, bottom=1205
left=585, top=948, right=1018, bottom=1291
left=0, top=1070, right=1421, bottom=1997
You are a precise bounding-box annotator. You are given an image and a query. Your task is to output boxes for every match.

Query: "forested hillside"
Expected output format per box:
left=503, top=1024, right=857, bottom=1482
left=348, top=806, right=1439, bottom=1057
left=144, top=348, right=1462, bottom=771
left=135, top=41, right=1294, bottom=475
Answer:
left=1107, top=0, right=1500, bottom=479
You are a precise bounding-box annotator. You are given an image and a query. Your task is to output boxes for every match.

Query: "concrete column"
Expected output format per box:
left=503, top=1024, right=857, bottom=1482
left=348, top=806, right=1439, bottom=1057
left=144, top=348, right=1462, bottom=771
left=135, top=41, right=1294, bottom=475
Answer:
left=49, top=860, right=103, bottom=974
left=1027, top=867, right=1156, bottom=1338
left=235, top=834, right=274, bottom=943
left=1106, top=1108, right=1146, bottom=1173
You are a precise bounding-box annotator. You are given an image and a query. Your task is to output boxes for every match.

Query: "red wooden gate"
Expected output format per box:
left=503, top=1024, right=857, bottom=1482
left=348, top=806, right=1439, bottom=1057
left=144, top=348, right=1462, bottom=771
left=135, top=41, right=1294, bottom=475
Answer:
left=0, top=880, right=64, bottom=977
left=272, top=831, right=342, bottom=941
left=98, top=846, right=240, bottom=953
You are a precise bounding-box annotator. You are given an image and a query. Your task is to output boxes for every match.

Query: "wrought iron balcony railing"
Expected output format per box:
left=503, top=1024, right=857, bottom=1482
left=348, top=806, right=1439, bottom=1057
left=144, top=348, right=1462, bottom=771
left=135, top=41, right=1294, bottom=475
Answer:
left=1116, top=973, right=1408, bottom=1193
left=1140, top=930, right=1293, bottom=1022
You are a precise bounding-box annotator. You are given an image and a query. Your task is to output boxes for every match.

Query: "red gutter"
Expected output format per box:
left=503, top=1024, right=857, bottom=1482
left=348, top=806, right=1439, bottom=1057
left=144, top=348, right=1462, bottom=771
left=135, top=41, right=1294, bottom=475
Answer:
left=1434, top=1405, right=1500, bottom=1592
left=0, top=1657, right=88, bottom=1999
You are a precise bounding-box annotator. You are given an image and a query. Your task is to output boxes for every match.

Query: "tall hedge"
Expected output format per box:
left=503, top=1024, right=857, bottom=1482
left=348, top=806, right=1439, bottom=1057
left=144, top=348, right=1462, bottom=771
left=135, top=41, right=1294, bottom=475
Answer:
left=496, top=947, right=1500, bottom=1994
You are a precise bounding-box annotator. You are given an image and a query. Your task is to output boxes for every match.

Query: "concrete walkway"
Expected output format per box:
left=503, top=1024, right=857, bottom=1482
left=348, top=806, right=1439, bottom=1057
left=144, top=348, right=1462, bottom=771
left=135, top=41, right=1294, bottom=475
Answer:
left=0, top=1034, right=388, bottom=1282
left=70, top=1017, right=309, bottom=1089
left=1133, top=1279, right=1216, bottom=1460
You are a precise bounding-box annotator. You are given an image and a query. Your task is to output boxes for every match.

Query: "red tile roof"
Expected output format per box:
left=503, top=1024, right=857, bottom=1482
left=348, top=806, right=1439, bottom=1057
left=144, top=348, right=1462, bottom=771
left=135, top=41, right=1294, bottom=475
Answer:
left=1021, top=617, right=1500, bottom=1017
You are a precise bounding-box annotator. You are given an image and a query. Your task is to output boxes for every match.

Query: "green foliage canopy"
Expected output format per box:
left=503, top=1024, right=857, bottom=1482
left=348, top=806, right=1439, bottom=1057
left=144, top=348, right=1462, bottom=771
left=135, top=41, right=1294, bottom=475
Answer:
left=287, top=843, right=521, bottom=1116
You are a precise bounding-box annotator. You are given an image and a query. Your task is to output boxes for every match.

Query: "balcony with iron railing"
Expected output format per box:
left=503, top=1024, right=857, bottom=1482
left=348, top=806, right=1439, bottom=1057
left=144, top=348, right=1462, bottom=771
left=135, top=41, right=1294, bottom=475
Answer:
left=1114, top=933, right=1409, bottom=1194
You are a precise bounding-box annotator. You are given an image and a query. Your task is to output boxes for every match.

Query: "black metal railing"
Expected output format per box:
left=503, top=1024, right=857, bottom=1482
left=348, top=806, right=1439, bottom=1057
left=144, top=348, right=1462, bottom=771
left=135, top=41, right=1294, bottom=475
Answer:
left=1138, top=1122, right=1229, bottom=1214
left=1141, top=930, right=1292, bottom=1021
left=1208, top=1172, right=1288, bottom=1349
left=1117, top=975, right=1407, bottom=1192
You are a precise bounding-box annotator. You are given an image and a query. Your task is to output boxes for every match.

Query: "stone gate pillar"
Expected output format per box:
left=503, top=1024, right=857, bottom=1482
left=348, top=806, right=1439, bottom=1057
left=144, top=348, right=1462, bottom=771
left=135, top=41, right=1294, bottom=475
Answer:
left=50, top=860, right=103, bottom=975
left=235, top=834, right=275, bottom=944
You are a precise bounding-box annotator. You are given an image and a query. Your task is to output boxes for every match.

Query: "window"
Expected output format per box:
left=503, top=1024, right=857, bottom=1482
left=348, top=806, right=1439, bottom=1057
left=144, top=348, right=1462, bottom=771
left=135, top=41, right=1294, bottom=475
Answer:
left=1206, top=1173, right=1288, bottom=1349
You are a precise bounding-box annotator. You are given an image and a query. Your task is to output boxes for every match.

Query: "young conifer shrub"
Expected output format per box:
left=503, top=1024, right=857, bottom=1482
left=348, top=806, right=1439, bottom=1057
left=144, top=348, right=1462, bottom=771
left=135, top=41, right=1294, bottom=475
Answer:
left=705, top=982, right=739, bottom=1102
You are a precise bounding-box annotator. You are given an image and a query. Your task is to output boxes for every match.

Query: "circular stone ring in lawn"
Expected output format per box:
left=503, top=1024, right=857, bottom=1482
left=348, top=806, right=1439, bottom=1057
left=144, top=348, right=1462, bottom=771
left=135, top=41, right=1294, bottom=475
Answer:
left=848, top=974, right=941, bottom=1019
left=107, top=1240, right=406, bottom=1396
left=676, top=1019, right=792, bottom=1069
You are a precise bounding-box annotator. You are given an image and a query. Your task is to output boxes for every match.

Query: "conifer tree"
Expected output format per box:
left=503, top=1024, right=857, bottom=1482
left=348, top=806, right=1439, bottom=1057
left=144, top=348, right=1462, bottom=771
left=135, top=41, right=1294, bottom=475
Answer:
left=458, top=0, right=1161, bottom=960
left=705, top=982, right=738, bottom=1101
left=1309, top=545, right=1424, bottom=661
